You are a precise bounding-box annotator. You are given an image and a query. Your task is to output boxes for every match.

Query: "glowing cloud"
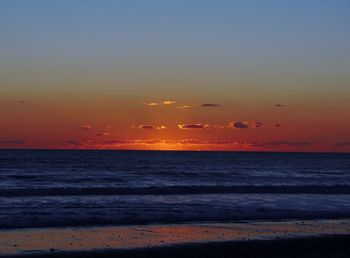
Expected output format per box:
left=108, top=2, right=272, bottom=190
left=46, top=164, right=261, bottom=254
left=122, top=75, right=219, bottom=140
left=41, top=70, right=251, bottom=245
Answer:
left=82, top=125, right=92, bottom=130
left=176, top=105, right=194, bottom=109
left=156, top=125, right=167, bottom=130
left=141, top=100, right=176, bottom=106
left=143, top=102, right=160, bottom=106
left=179, top=139, right=235, bottom=145
left=162, top=100, right=176, bottom=105
left=178, top=124, right=205, bottom=129
left=51, top=138, right=318, bottom=151
left=95, top=139, right=163, bottom=146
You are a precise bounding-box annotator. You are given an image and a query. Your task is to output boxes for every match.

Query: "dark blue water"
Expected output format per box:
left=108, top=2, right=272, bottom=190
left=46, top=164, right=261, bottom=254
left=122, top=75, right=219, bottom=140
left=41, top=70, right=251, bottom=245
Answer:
left=1, top=150, right=350, bottom=229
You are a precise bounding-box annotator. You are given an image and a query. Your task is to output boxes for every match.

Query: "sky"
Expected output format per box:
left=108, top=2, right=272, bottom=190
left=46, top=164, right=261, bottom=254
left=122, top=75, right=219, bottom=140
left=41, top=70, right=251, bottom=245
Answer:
left=1, top=0, right=350, bottom=152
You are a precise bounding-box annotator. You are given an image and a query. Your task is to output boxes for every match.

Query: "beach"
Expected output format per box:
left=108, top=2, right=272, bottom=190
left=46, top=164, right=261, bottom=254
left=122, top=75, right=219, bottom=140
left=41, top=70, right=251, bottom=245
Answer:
left=1, top=151, right=350, bottom=257
left=1, top=219, right=350, bottom=257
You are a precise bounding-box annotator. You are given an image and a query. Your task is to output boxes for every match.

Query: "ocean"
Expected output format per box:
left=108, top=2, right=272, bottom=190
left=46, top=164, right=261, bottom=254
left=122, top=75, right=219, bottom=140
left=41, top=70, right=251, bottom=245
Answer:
left=1, top=150, right=350, bottom=229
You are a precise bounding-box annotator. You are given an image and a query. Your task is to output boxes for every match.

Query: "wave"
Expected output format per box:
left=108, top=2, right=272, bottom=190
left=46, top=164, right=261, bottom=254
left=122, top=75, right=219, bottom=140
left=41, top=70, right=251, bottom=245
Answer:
left=1, top=185, right=350, bottom=197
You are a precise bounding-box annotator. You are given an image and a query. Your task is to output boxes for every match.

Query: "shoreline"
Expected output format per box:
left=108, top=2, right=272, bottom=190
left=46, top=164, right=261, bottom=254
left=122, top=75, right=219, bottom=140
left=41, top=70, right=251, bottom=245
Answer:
left=2, top=236, right=350, bottom=258
left=1, top=219, right=350, bottom=257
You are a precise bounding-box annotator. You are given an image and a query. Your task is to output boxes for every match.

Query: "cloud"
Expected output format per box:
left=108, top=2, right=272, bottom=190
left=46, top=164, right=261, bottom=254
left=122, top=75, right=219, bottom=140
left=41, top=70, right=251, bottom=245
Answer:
left=229, top=121, right=249, bottom=129
left=200, top=103, right=220, bottom=107
left=336, top=142, right=350, bottom=147
left=53, top=138, right=315, bottom=150
left=139, top=139, right=163, bottom=144
left=94, top=140, right=132, bottom=145
left=0, top=139, right=26, bottom=145
left=95, top=132, right=110, bottom=136
left=56, top=140, right=84, bottom=147
left=179, top=139, right=236, bottom=145
left=252, top=122, right=263, bottom=128
left=178, top=124, right=205, bottom=130
left=82, top=125, right=92, bottom=130
left=211, top=125, right=226, bottom=129
left=156, top=125, right=167, bottom=130
left=141, top=100, right=176, bottom=106
left=177, top=103, right=220, bottom=109
left=138, top=125, right=154, bottom=129
left=251, top=141, right=312, bottom=148
left=176, top=105, right=194, bottom=109
left=93, top=139, right=164, bottom=146
left=162, top=100, right=176, bottom=105
left=275, top=104, right=285, bottom=107
left=275, top=124, right=282, bottom=128
left=179, top=139, right=204, bottom=144
left=89, top=138, right=240, bottom=147
left=144, top=102, right=161, bottom=106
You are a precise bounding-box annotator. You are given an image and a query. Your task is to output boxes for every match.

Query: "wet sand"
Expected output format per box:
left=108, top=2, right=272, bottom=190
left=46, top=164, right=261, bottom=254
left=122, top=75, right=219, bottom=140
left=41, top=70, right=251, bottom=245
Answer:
left=1, top=219, right=350, bottom=257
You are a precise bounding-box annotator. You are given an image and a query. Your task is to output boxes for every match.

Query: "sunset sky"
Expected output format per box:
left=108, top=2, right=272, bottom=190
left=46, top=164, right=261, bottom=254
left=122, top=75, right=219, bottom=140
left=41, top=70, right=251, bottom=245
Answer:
left=1, top=0, right=350, bottom=152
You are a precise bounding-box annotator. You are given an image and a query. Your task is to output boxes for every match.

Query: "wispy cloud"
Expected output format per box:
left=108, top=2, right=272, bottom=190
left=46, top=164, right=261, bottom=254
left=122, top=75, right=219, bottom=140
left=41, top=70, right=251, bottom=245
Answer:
left=53, top=138, right=316, bottom=150
left=251, top=141, right=312, bottom=148
left=178, top=124, right=205, bottom=129
left=179, top=139, right=236, bottom=145
left=176, top=105, right=194, bottom=109
left=140, top=101, right=220, bottom=109
left=177, top=103, right=220, bottom=109
left=138, top=125, right=154, bottom=129
left=95, top=132, right=110, bottom=136
left=92, top=139, right=164, bottom=146
left=335, top=142, right=350, bottom=147
left=200, top=103, right=220, bottom=107
left=141, top=102, right=161, bottom=106
left=162, top=100, right=176, bottom=105
left=140, top=100, right=176, bottom=106
left=0, top=139, right=26, bottom=145
left=56, top=140, right=84, bottom=147
left=211, top=125, right=226, bottom=129
left=82, top=125, right=92, bottom=130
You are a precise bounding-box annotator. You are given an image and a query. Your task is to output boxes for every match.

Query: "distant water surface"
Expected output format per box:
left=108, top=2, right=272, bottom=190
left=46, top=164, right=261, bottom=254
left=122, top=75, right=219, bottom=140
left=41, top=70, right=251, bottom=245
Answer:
left=0, top=150, right=350, bottom=229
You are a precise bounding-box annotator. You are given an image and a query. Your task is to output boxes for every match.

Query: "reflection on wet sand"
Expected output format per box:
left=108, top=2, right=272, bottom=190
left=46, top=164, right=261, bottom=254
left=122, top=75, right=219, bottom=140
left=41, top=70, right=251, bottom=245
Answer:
left=1, top=219, right=350, bottom=256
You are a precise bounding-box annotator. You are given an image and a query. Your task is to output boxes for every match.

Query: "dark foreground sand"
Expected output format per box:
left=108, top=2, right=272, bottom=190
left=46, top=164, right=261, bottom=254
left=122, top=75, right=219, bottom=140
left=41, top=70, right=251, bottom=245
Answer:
left=1, top=220, right=350, bottom=258
left=4, top=236, right=349, bottom=258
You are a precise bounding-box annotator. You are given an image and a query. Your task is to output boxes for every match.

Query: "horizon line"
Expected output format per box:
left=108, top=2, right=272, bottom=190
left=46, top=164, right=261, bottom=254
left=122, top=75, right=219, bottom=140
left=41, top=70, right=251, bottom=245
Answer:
left=0, top=148, right=349, bottom=154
